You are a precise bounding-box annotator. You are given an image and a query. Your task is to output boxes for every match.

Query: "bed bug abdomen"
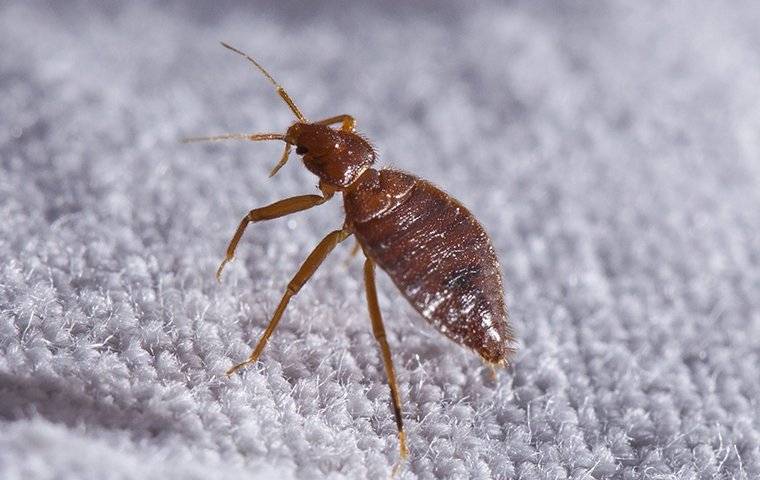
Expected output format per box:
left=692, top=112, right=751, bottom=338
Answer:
left=345, top=169, right=515, bottom=364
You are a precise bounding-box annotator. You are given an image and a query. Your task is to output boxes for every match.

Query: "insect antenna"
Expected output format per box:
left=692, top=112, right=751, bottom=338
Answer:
left=220, top=42, right=307, bottom=122
left=181, top=133, right=286, bottom=144
left=182, top=44, right=303, bottom=176
left=181, top=132, right=292, bottom=177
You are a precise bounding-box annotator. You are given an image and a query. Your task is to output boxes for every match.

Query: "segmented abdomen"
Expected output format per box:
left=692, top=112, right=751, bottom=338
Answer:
left=344, top=169, right=514, bottom=363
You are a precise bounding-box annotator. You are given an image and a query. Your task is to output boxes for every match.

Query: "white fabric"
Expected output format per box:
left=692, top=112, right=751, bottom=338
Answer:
left=2, top=2, right=760, bottom=478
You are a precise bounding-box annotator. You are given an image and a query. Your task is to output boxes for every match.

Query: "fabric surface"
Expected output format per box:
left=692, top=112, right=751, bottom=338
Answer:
left=2, top=2, right=760, bottom=479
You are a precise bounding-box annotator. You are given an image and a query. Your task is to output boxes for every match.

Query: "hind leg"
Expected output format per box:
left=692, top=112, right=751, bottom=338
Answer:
left=364, top=257, right=409, bottom=469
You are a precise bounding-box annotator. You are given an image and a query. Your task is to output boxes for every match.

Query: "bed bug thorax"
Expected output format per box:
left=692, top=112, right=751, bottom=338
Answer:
left=184, top=42, right=515, bottom=474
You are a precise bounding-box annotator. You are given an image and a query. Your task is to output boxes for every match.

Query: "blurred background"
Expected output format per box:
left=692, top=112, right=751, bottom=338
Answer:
left=2, top=1, right=760, bottom=479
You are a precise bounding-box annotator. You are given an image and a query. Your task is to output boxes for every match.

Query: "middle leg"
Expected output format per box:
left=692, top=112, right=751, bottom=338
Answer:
left=226, top=228, right=351, bottom=376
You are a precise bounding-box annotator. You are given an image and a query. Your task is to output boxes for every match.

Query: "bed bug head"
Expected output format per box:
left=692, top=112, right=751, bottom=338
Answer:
left=183, top=42, right=374, bottom=188
left=285, top=122, right=375, bottom=189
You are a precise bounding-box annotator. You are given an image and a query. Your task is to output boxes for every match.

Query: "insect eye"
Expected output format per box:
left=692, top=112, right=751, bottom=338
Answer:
left=296, top=145, right=308, bottom=155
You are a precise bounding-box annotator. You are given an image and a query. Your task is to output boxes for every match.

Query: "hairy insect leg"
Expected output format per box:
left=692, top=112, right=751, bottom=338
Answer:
left=216, top=193, right=333, bottom=281
left=226, top=228, right=351, bottom=376
left=364, top=257, right=409, bottom=469
left=314, top=114, right=356, bottom=132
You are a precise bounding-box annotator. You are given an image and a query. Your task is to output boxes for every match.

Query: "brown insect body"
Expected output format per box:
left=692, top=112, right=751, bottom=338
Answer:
left=286, top=123, right=514, bottom=363
left=185, top=43, right=515, bottom=471
left=344, top=168, right=513, bottom=364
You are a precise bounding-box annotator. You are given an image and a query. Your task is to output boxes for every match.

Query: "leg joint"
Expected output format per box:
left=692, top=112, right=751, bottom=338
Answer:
left=371, top=327, right=387, bottom=343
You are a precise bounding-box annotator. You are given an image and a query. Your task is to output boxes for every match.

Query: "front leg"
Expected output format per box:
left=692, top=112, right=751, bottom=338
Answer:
left=216, top=193, right=332, bottom=280
left=314, top=114, right=356, bottom=132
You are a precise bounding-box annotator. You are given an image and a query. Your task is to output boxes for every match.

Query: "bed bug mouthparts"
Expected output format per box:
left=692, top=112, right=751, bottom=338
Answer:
left=184, top=42, right=516, bottom=468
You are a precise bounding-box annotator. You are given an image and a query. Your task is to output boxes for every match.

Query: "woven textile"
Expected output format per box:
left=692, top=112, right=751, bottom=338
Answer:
left=2, top=2, right=759, bottom=478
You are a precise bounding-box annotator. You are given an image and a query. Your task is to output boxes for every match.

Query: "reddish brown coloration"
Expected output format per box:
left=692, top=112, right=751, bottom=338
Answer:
left=286, top=123, right=375, bottom=188
left=184, top=43, right=515, bottom=471
left=345, top=170, right=514, bottom=364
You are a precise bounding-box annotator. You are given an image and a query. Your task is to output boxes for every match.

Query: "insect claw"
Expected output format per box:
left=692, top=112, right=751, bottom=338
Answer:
left=226, top=360, right=251, bottom=377
left=216, top=257, right=233, bottom=282
left=391, top=431, right=409, bottom=477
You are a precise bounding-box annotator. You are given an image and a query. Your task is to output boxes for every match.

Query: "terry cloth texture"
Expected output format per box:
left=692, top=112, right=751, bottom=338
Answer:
left=2, top=1, right=760, bottom=479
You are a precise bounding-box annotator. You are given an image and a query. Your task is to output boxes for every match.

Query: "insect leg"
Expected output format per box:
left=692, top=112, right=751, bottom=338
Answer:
left=226, top=228, right=352, bottom=376
left=364, top=257, right=409, bottom=466
left=314, top=114, right=356, bottom=132
left=216, top=193, right=334, bottom=281
left=349, top=241, right=362, bottom=258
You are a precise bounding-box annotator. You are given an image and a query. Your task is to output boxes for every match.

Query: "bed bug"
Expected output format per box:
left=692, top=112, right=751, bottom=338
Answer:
left=184, top=42, right=515, bottom=467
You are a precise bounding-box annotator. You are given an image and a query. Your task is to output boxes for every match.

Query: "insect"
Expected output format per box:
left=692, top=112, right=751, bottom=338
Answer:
left=184, top=42, right=515, bottom=467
